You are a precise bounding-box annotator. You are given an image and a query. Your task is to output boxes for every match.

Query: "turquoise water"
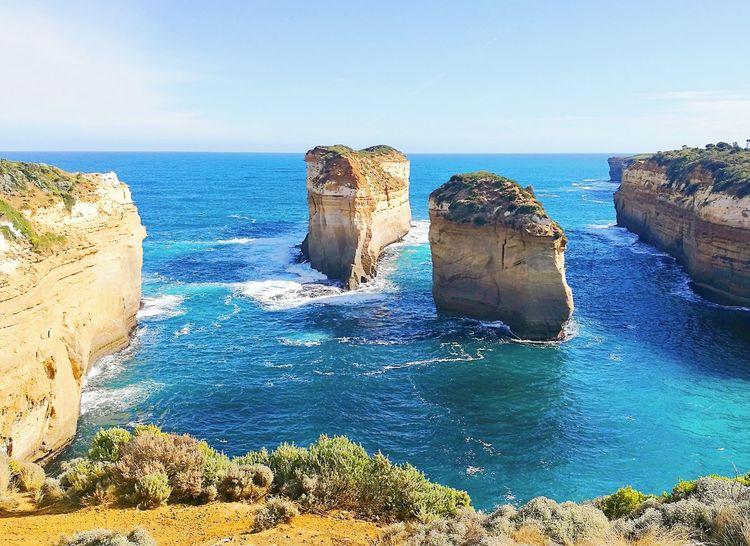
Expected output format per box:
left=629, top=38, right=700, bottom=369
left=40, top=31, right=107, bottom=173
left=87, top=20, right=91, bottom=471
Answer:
left=5, top=152, right=750, bottom=510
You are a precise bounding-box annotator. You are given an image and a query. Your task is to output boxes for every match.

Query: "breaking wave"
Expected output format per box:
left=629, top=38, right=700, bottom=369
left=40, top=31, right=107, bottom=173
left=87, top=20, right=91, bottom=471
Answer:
left=138, top=295, right=185, bottom=320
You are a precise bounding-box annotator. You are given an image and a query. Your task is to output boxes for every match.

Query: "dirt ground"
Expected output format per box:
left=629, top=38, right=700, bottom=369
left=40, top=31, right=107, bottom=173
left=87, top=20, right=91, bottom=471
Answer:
left=0, top=494, right=380, bottom=546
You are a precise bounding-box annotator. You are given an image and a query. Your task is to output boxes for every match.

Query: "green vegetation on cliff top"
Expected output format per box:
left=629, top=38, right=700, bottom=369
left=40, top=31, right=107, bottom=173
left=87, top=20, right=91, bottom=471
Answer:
left=642, top=142, right=750, bottom=197
left=0, top=158, right=83, bottom=209
left=0, top=198, right=65, bottom=250
left=312, top=144, right=402, bottom=159
left=430, top=171, right=563, bottom=235
left=7, top=425, right=750, bottom=545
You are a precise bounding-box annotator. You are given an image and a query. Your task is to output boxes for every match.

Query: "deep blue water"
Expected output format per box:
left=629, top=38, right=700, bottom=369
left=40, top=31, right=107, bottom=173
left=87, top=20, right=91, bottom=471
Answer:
left=5, top=152, right=750, bottom=510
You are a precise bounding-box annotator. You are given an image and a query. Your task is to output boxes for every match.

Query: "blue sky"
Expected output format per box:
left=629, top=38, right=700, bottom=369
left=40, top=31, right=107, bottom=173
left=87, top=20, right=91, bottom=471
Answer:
left=1, top=0, right=748, bottom=152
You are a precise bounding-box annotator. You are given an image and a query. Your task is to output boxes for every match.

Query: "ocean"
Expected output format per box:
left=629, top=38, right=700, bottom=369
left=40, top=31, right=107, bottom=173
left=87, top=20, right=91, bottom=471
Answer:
left=5, top=151, right=750, bottom=510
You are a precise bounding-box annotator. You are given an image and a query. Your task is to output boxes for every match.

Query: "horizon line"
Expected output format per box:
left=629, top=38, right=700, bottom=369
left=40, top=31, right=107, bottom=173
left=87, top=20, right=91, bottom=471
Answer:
left=0, top=150, right=638, bottom=155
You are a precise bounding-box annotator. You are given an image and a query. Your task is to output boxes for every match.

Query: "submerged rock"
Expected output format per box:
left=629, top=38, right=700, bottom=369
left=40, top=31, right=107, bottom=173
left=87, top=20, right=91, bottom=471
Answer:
left=614, top=145, right=750, bottom=306
left=301, top=145, right=411, bottom=289
left=428, top=171, right=573, bottom=341
left=0, top=160, right=145, bottom=462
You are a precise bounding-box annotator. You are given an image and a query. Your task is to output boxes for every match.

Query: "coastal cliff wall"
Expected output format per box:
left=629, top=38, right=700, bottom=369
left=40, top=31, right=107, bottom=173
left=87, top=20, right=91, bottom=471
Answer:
left=302, top=145, right=411, bottom=289
left=0, top=160, right=145, bottom=462
left=429, top=172, right=573, bottom=340
left=614, top=148, right=750, bottom=306
left=608, top=156, right=635, bottom=182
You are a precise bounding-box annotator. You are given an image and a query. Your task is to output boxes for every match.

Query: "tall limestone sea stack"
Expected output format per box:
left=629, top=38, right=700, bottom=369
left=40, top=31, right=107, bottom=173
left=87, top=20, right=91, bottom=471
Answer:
left=428, top=172, right=573, bottom=341
left=302, top=145, right=411, bottom=289
left=614, top=143, right=750, bottom=306
left=0, top=160, right=145, bottom=461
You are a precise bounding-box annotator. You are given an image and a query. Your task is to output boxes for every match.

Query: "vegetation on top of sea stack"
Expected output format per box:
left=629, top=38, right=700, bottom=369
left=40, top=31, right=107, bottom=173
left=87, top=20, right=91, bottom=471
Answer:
left=643, top=142, right=750, bottom=197
left=312, top=144, right=404, bottom=160
left=0, top=198, right=65, bottom=251
left=429, top=171, right=564, bottom=237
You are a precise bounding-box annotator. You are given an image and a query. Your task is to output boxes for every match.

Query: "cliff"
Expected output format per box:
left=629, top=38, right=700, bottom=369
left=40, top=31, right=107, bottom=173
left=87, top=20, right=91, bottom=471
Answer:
left=608, top=156, right=635, bottom=182
left=614, top=144, right=750, bottom=306
left=428, top=171, right=573, bottom=341
left=0, top=159, right=145, bottom=462
left=301, top=145, right=411, bottom=289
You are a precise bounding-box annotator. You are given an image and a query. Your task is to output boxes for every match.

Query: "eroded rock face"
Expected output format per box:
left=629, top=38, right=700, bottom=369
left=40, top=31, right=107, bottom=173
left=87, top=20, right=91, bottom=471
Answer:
left=428, top=172, right=573, bottom=341
left=608, top=156, right=635, bottom=182
left=0, top=160, right=145, bottom=461
left=614, top=149, right=750, bottom=306
left=302, top=145, right=411, bottom=289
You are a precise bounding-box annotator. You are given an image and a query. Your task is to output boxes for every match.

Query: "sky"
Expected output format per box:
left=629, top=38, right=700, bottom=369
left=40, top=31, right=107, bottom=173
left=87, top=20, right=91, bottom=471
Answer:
left=1, top=0, right=748, bottom=153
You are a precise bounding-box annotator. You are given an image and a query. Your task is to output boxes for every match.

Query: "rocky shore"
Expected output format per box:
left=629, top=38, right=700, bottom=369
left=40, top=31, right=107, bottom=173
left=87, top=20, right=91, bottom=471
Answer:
left=428, top=171, right=573, bottom=340
left=301, top=145, right=411, bottom=289
left=0, top=160, right=145, bottom=462
left=614, top=144, right=750, bottom=306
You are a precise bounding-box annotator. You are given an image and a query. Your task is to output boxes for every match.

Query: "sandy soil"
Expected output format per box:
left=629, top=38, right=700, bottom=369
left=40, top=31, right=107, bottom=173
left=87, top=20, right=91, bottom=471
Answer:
left=0, top=494, right=380, bottom=546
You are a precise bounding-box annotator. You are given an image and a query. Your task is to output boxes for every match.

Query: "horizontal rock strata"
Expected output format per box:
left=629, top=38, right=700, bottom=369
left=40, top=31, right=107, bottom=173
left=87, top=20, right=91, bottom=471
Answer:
left=428, top=171, right=573, bottom=340
left=614, top=145, right=750, bottom=306
left=302, top=145, right=411, bottom=289
left=0, top=160, right=145, bottom=461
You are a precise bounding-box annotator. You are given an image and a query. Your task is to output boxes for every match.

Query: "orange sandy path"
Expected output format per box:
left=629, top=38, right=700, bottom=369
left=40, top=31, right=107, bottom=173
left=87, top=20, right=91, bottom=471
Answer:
left=0, top=497, right=380, bottom=546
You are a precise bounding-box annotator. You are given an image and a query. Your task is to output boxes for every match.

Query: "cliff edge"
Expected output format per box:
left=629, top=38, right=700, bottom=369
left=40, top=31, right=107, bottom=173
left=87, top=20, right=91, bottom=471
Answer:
left=608, top=156, right=635, bottom=182
left=0, top=159, right=145, bottom=462
left=614, top=143, right=750, bottom=306
left=428, top=171, right=573, bottom=340
left=301, top=145, right=411, bottom=289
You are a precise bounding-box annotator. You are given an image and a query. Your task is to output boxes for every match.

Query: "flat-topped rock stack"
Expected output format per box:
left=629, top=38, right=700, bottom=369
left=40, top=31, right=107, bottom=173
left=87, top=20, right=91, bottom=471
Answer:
left=428, top=171, right=573, bottom=340
left=614, top=143, right=750, bottom=306
left=302, top=145, right=411, bottom=289
left=0, top=159, right=145, bottom=462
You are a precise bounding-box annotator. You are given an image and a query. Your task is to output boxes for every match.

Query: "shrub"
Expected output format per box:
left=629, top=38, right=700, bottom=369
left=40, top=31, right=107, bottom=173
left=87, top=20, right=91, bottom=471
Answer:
left=198, top=441, right=231, bottom=489
left=115, top=431, right=205, bottom=501
left=600, top=486, right=650, bottom=519
left=37, top=477, right=65, bottom=506
left=512, top=496, right=609, bottom=544
left=253, top=497, right=300, bottom=531
left=59, top=458, right=112, bottom=500
left=56, top=527, right=156, bottom=546
left=669, top=480, right=696, bottom=501
left=133, top=471, right=171, bottom=509
left=252, top=435, right=470, bottom=520
left=218, top=464, right=273, bottom=501
left=88, top=428, right=132, bottom=462
left=712, top=503, right=750, bottom=546
left=18, top=461, right=45, bottom=492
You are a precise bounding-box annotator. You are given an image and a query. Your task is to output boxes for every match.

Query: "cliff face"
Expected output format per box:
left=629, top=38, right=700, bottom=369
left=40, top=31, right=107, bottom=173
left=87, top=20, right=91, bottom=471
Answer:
left=428, top=172, right=573, bottom=341
left=608, top=156, right=635, bottom=182
left=302, top=145, right=411, bottom=289
left=614, top=148, right=750, bottom=306
left=0, top=160, right=145, bottom=462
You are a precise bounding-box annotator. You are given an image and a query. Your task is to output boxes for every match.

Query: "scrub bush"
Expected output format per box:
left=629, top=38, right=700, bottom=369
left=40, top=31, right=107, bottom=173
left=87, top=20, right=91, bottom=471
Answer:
left=253, top=497, right=300, bottom=531
left=115, top=431, right=205, bottom=501
left=511, top=497, right=609, bottom=544
left=239, top=435, right=470, bottom=520
left=56, top=527, right=156, bottom=546
left=600, top=486, right=650, bottom=519
left=133, top=471, right=171, bottom=509
left=218, top=464, right=273, bottom=501
left=18, top=461, right=45, bottom=492
left=37, top=477, right=65, bottom=506
left=88, top=428, right=132, bottom=462
left=59, top=458, right=113, bottom=500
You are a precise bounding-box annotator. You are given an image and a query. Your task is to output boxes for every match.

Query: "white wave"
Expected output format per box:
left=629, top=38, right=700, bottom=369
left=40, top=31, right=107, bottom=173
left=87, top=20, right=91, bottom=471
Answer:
left=671, top=277, right=750, bottom=312
left=215, top=237, right=256, bottom=245
left=137, top=295, right=185, bottom=320
left=174, top=323, right=193, bottom=337
left=81, top=381, right=158, bottom=416
left=510, top=318, right=580, bottom=345
left=392, top=220, right=430, bottom=247
left=586, top=222, right=617, bottom=229
left=228, top=214, right=253, bottom=221
left=84, top=327, right=147, bottom=386
left=237, top=278, right=388, bottom=310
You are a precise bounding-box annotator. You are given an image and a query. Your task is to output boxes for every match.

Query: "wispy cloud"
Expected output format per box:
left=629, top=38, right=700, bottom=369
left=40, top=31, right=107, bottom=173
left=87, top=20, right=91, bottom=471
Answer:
left=0, top=4, right=241, bottom=148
